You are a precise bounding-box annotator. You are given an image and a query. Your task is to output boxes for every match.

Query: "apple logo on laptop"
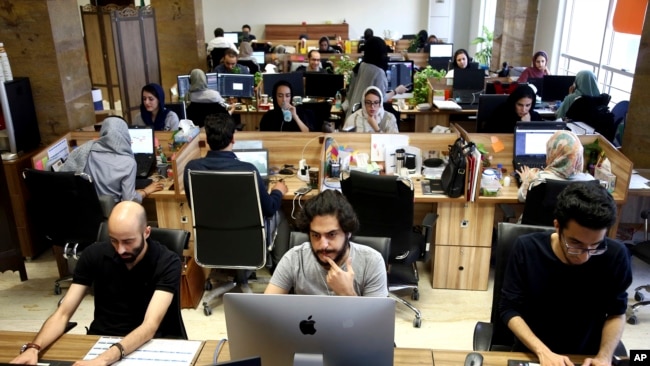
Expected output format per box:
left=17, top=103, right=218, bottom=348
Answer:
left=299, top=315, right=317, bottom=335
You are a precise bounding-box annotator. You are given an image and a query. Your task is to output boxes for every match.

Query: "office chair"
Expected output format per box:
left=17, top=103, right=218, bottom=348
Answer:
left=299, top=101, right=332, bottom=132
left=210, top=48, right=229, bottom=71
left=341, top=170, right=437, bottom=326
left=476, top=94, right=508, bottom=132
left=289, top=232, right=423, bottom=327
left=237, top=59, right=259, bottom=74
left=627, top=208, right=650, bottom=325
left=186, top=102, right=229, bottom=127
left=520, top=179, right=600, bottom=227
left=566, top=93, right=615, bottom=142
left=187, top=170, right=267, bottom=316
left=166, top=102, right=187, bottom=120
left=22, top=169, right=114, bottom=295
left=96, top=222, right=190, bottom=339
left=611, top=100, right=629, bottom=147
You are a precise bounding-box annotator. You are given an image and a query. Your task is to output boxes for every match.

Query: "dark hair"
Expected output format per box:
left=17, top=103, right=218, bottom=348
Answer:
left=204, top=113, right=236, bottom=151
left=554, top=182, right=617, bottom=231
left=453, top=49, right=470, bottom=69
left=318, top=36, right=330, bottom=47
left=139, top=83, right=170, bottom=130
left=214, top=27, right=224, bottom=37
left=363, top=28, right=374, bottom=39
left=224, top=48, right=238, bottom=58
left=271, top=80, right=293, bottom=110
left=242, top=24, right=251, bottom=31
left=307, top=49, right=320, bottom=59
left=358, top=36, right=388, bottom=71
left=532, top=50, right=548, bottom=64
left=417, top=30, right=428, bottom=48
left=507, top=84, right=537, bottom=106
left=299, top=34, right=309, bottom=40
left=364, top=88, right=381, bottom=100
left=296, top=190, right=359, bottom=234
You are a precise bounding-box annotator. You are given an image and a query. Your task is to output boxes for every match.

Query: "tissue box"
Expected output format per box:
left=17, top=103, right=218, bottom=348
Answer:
left=594, top=166, right=616, bottom=193
left=174, top=126, right=200, bottom=143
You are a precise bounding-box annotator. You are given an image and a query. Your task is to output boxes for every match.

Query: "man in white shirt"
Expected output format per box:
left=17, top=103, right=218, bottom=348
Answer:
left=206, top=27, right=238, bottom=53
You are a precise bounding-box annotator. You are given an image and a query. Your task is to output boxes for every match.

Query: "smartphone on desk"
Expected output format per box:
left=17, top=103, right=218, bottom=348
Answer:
left=295, top=186, right=313, bottom=195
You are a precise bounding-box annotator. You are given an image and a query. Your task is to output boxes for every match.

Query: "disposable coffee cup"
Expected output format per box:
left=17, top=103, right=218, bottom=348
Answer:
left=261, top=94, right=268, bottom=104
left=308, top=167, right=319, bottom=188
left=157, top=163, right=169, bottom=178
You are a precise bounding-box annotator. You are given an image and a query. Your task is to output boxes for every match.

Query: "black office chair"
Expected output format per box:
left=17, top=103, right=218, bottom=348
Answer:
left=187, top=170, right=268, bottom=316
left=210, top=48, right=229, bottom=71
left=186, top=102, right=229, bottom=127
left=237, top=59, right=259, bottom=74
left=299, top=101, right=333, bottom=132
left=476, top=94, right=508, bottom=132
left=566, top=93, right=615, bottom=142
left=520, top=179, right=600, bottom=226
left=22, top=169, right=114, bottom=295
left=627, top=208, right=650, bottom=325
left=610, top=100, right=629, bottom=147
left=96, top=222, right=190, bottom=339
left=341, top=170, right=437, bottom=326
left=289, top=232, right=423, bottom=327
left=166, top=102, right=187, bottom=120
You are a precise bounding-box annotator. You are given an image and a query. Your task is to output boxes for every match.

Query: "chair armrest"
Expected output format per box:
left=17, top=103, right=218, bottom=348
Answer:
left=498, top=203, right=516, bottom=222
left=473, top=321, right=494, bottom=351
left=422, top=212, right=438, bottom=229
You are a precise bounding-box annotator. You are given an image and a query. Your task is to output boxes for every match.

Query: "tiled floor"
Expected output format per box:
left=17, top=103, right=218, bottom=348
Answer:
left=1, top=249, right=649, bottom=352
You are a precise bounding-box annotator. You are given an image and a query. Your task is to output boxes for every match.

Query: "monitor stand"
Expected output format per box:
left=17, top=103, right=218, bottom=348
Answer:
left=294, top=353, right=323, bottom=366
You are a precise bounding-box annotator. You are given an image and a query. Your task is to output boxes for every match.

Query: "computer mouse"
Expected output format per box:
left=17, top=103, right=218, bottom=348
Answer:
left=464, top=352, right=483, bottom=366
left=278, top=168, right=294, bottom=175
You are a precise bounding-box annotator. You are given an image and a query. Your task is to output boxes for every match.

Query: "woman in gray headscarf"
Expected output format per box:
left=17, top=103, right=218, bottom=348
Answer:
left=185, top=68, right=226, bottom=104
left=62, top=117, right=163, bottom=202
left=555, top=70, right=601, bottom=119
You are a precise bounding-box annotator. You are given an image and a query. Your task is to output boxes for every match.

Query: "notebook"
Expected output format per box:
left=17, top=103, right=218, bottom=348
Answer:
left=512, top=121, right=567, bottom=170
left=128, top=128, right=156, bottom=178
left=433, top=100, right=462, bottom=110
left=234, top=149, right=269, bottom=182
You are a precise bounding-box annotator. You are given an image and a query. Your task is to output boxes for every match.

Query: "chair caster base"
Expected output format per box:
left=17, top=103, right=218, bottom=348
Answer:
left=413, top=317, right=422, bottom=328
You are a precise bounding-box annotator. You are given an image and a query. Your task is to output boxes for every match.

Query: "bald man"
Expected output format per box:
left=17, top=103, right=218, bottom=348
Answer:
left=12, top=201, right=182, bottom=365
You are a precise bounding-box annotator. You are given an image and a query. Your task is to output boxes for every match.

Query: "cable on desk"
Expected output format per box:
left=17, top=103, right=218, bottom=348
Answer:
left=291, top=194, right=306, bottom=219
left=213, top=338, right=227, bottom=364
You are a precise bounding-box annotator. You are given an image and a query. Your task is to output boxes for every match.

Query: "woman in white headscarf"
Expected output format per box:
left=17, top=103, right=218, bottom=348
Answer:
left=61, top=117, right=163, bottom=202
left=342, top=86, right=398, bottom=133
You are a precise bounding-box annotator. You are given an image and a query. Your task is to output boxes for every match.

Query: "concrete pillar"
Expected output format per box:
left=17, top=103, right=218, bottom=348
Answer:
left=492, top=0, right=539, bottom=71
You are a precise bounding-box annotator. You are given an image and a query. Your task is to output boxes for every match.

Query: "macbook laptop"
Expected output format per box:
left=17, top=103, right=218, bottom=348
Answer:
left=513, top=121, right=567, bottom=170
left=234, top=149, right=269, bottom=182
left=224, top=293, right=395, bottom=366
left=128, top=128, right=156, bottom=178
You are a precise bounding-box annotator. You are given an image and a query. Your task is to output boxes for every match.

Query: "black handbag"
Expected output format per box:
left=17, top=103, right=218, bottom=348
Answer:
left=441, top=137, right=474, bottom=198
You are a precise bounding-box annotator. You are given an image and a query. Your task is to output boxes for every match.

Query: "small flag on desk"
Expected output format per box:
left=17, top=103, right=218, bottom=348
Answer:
left=631, top=350, right=650, bottom=365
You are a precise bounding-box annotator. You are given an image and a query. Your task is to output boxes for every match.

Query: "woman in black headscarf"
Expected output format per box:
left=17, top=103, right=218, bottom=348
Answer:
left=133, top=83, right=179, bottom=131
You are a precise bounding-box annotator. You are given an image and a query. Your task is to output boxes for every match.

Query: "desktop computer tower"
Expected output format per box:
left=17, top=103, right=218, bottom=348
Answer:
left=0, top=77, right=41, bottom=155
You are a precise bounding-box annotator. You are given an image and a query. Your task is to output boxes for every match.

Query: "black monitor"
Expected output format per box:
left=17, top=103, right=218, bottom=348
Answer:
left=428, top=57, right=450, bottom=72
left=527, top=77, right=544, bottom=97
left=176, top=74, right=190, bottom=98
left=542, top=75, right=576, bottom=102
left=429, top=43, right=454, bottom=58
left=304, top=73, right=344, bottom=98
left=262, top=72, right=304, bottom=98
left=217, top=74, right=255, bottom=98
left=453, top=68, right=485, bottom=91
left=386, top=60, right=414, bottom=90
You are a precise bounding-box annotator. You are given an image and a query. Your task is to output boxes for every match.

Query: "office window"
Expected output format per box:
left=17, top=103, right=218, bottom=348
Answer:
left=558, top=0, right=640, bottom=103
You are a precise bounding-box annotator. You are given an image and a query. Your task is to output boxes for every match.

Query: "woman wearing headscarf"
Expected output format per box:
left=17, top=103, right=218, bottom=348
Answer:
left=483, top=84, right=542, bottom=133
left=444, top=48, right=471, bottom=79
left=517, top=51, right=550, bottom=82
left=133, top=83, right=179, bottom=131
left=516, top=130, right=593, bottom=202
left=185, top=69, right=226, bottom=104
left=259, top=80, right=314, bottom=132
left=61, top=117, right=164, bottom=202
left=344, top=36, right=407, bottom=119
left=342, top=86, right=398, bottom=133
left=556, top=70, right=602, bottom=119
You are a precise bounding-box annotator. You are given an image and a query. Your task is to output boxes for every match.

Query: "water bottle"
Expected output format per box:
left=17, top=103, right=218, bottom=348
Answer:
left=282, top=109, right=292, bottom=122
left=335, top=90, right=342, bottom=109
left=496, top=163, right=503, bottom=182
left=0, top=43, right=13, bottom=81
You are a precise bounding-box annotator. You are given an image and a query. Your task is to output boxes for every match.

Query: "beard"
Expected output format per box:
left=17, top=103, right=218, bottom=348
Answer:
left=311, top=237, right=350, bottom=269
left=120, top=235, right=146, bottom=263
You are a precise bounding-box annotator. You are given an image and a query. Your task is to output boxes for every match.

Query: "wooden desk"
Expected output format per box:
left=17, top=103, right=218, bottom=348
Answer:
left=403, top=108, right=477, bottom=132
left=431, top=349, right=584, bottom=366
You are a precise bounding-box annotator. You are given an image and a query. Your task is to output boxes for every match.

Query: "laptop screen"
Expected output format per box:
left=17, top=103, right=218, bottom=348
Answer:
left=514, top=122, right=567, bottom=157
left=128, top=128, right=155, bottom=155
left=234, top=149, right=269, bottom=178
left=252, top=51, right=265, bottom=64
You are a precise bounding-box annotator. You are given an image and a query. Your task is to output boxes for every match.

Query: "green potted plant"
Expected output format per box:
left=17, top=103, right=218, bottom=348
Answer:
left=471, top=26, right=493, bottom=69
left=329, top=55, right=357, bottom=85
left=412, top=66, right=447, bottom=104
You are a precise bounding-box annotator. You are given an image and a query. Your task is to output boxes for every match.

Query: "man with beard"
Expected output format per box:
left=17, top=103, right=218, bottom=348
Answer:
left=264, top=190, right=387, bottom=297
left=500, top=182, right=631, bottom=366
left=12, top=201, right=182, bottom=365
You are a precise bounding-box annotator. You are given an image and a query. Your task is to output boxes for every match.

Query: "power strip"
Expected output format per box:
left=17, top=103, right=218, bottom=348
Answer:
left=297, top=159, right=310, bottom=182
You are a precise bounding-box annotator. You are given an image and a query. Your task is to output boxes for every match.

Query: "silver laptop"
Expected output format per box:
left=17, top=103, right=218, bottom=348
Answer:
left=513, top=121, right=567, bottom=170
left=224, top=293, right=395, bottom=366
left=234, top=149, right=269, bottom=181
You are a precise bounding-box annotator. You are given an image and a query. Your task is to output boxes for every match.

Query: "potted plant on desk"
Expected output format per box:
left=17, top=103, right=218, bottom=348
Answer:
left=413, top=66, right=447, bottom=105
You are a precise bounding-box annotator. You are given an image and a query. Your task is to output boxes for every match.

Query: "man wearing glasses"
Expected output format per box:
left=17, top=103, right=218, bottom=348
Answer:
left=500, top=182, right=632, bottom=366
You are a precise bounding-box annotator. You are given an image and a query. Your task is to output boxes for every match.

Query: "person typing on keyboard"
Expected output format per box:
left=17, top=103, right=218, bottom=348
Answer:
left=61, top=117, right=164, bottom=203
left=516, top=130, right=594, bottom=202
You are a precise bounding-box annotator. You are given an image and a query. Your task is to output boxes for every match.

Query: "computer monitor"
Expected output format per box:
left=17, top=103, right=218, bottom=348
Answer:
left=428, top=57, right=450, bottom=72
left=542, top=75, right=576, bottom=102
left=224, top=32, right=240, bottom=45
left=262, top=72, right=305, bottom=98
left=176, top=74, right=190, bottom=98
left=233, top=149, right=269, bottom=179
left=453, top=68, right=486, bottom=91
left=128, top=128, right=155, bottom=154
left=386, top=61, right=414, bottom=90
left=304, top=73, right=344, bottom=98
left=224, top=293, right=395, bottom=366
left=166, top=102, right=187, bottom=120
left=429, top=43, right=453, bottom=58
left=206, top=72, right=219, bottom=91
left=217, top=74, right=255, bottom=98
left=252, top=51, right=265, bottom=65
left=527, top=77, right=544, bottom=97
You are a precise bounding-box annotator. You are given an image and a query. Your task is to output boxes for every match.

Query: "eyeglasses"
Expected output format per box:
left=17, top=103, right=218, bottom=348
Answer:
left=364, top=100, right=381, bottom=107
left=562, top=235, right=607, bottom=256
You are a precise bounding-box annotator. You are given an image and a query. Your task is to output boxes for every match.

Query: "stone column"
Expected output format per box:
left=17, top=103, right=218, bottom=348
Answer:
left=492, top=0, right=539, bottom=71
left=0, top=0, right=94, bottom=143
left=151, top=0, right=206, bottom=102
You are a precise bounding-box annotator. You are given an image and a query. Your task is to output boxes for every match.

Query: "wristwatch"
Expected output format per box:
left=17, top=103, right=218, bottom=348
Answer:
left=110, top=342, right=126, bottom=360
left=20, top=342, right=41, bottom=354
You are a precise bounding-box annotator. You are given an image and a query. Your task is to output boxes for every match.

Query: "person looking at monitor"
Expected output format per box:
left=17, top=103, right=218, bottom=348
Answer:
left=483, top=84, right=541, bottom=133
left=265, top=189, right=388, bottom=297
left=516, top=130, right=594, bottom=202
left=185, top=69, right=226, bottom=105
left=318, top=36, right=342, bottom=54
left=133, top=83, right=179, bottom=131
left=259, top=80, right=314, bottom=132
left=240, top=24, right=256, bottom=43
left=184, top=113, right=289, bottom=275
left=500, top=182, right=631, bottom=366
left=296, top=50, right=328, bottom=73
left=11, top=201, right=184, bottom=365
left=518, top=51, right=550, bottom=82
left=206, top=27, right=238, bottom=53
left=342, top=86, right=398, bottom=133
left=555, top=70, right=601, bottom=119
left=445, top=48, right=471, bottom=79
left=62, top=117, right=164, bottom=203
left=213, top=48, right=250, bottom=74
left=344, top=36, right=407, bottom=119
